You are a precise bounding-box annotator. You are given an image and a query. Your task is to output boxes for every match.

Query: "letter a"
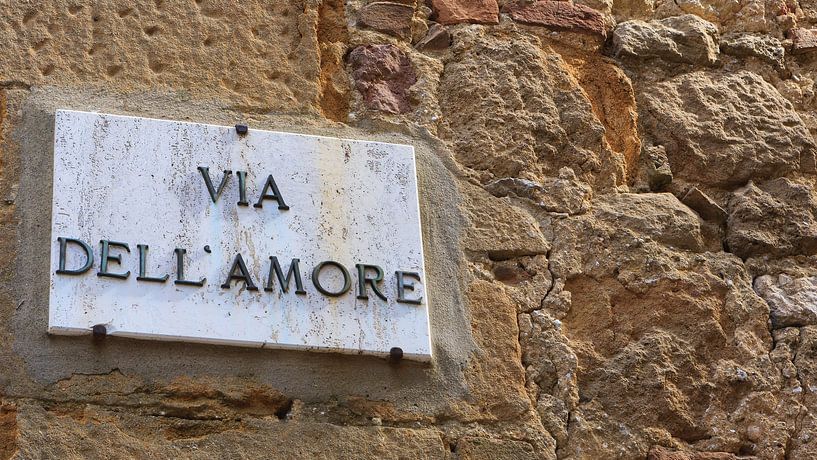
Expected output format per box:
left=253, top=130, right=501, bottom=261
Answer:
left=253, top=174, right=289, bottom=210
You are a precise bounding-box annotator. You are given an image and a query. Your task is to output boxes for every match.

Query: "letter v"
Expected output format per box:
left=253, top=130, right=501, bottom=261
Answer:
left=198, top=166, right=233, bottom=203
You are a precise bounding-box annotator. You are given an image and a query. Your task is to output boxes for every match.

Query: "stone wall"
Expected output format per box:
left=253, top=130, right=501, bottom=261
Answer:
left=1, top=0, right=816, bottom=458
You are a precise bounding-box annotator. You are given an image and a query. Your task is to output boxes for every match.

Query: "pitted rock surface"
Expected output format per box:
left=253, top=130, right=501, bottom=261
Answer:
left=430, top=0, right=499, bottom=25
left=348, top=44, right=417, bottom=114
left=639, top=71, right=816, bottom=188
left=611, top=15, right=720, bottom=66
left=508, top=1, right=609, bottom=38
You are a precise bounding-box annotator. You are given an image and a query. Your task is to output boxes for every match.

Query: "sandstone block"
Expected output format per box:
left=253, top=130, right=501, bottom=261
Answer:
left=348, top=44, right=417, bottom=114
left=464, top=281, right=533, bottom=421
left=639, top=71, right=815, bottom=187
left=755, top=274, right=817, bottom=328
left=439, top=28, right=617, bottom=187
left=727, top=178, right=817, bottom=259
left=652, top=0, right=768, bottom=34
left=638, top=145, right=673, bottom=191
left=611, top=0, right=655, bottom=20
left=647, top=446, right=739, bottom=459
left=416, top=23, right=451, bottom=51
left=681, top=187, right=727, bottom=224
left=431, top=0, right=499, bottom=25
left=462, top=184, right=550, bottom=260
left=357, top=2, right=415, bottom=39
left=720, top=33, right=784, bottom=67
left=594, top=193, right=705, bottom=252
left=0, top=1, right=321, bottom=112
left=11, top=402, right=449, bottom=459
left=551, top=198, right=775, bottom=454
left=508, top=1, right=608, bottom=38
left=789, top=28, right=817, bottom=53
left=611, top=15, right=720, bottom=66
left=518, top=309, right=577, bottom=447
left=485, top=168, right=592, bottom=215
left=551, top=201, right=774, bottom=455
left=457, top=436, right=538, bottom=459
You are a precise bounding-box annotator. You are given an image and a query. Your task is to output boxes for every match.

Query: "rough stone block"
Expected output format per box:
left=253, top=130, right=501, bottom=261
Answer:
left=348, top=44, right=417, bottom=114
left=790, top=28, right=817, bottom=53
left=755, top=274, right=817, bottom=328
left=611, top=15, right=720, bottom=66
left=416, top=23, right=451, bottom=50
left=431, top=0, right=499, bottom=25
left=681, top=187, right=727, bottom=224
left=508, top=1, right=608, bottom=38
left=357, top=2, right=415, bottom=39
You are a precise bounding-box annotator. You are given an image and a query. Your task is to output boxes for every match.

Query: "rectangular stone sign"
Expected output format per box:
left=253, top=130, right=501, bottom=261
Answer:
left=49, top=110, right=431, bottom=360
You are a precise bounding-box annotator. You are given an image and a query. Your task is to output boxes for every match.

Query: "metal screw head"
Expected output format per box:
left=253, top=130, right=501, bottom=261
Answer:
left=92, top=324, right=107, bottom=339
left=388, top=347, right=403, bottom=364
left=235, top=124, right=249, bottom=135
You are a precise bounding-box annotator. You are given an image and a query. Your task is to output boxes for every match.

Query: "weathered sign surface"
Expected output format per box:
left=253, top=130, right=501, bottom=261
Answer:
left=49, top=110, right=431, bottom=360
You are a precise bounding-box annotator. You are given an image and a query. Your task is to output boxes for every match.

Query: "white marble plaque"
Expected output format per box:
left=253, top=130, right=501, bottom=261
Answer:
left=48, top=110, right=431, bottom=360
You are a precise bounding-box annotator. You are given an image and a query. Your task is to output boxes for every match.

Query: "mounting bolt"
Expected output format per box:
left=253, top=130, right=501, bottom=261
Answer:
left=92, top=324, right=107, bottom=340
left=388, top=347, right=403, bottom=364
left=235, top=124, right=249, bottom=135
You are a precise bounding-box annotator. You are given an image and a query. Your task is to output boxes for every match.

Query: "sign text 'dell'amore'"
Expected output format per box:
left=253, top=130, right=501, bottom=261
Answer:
left=49, top=110, right=431, bottom=360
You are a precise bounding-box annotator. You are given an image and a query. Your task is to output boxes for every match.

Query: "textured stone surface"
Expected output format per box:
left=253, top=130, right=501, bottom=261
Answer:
left=357, top=2, right=415, bottom=39
left=463, top=281, right=535, bottom=423
left=0, top=0, right=321, bottom=112
left=790, top=28, right=817, bottom=53
left=415, top=23, right=451, bottom=51
left=549, top=192, right=779, bottom=457
left=647, top=447, right=740, bottom=459
left=10, top=401, right=448, bottom=459
left=755, top=274, right=817, bottom=328
left=485, top=169, right=592, bottom=215
left=727, top=178, right=817, bottom=259
left=720, top=33, right=784, bottom=67
left=681, top=186, right=727, bottom=224
left=462, top=184, right=550, bottom=260
left=317, top=0, right=351, bottom=122
left=636, top=145, right=673, bottom=191
left=611, top=15, right=720, bottom=66
left=3, top=0, right=817, bottom=457
left=592, top=193, right=706, bottom=251
left=652, top=0, right=770, bottom=34
left=439, top=27, right=625, bottom=188
left=348, top=44, right=417, bottom=114
left=431, top=0, right=499, bottom=25
left=457, top=436, right=538, bottom=459
left=639, top=71, right=816, bottom=188
left=508, top=1, right=608, bottom=38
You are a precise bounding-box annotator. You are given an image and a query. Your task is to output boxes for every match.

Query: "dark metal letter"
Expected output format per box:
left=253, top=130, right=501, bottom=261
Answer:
left=198, top=166, right=232, bottom=203
left=97, top=240, right=130, bottom=280
left=174, top=248, right=205, bottom=286
left=396, top=271, right=423, bottom=305
left=356, top=264, right=387, bottom=301
left=56, top=237, right=93, bottom=275
left=311, top=261, right=351, bottom=297
left=236, top=170, right=249, bottom=206
left=136, top=244, right=169, bottom=283
left=221, top=253, right=259, bottom=290
left=253, top=174, right=289, bottom=210
left=265, top=257, right=306, bottom=294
